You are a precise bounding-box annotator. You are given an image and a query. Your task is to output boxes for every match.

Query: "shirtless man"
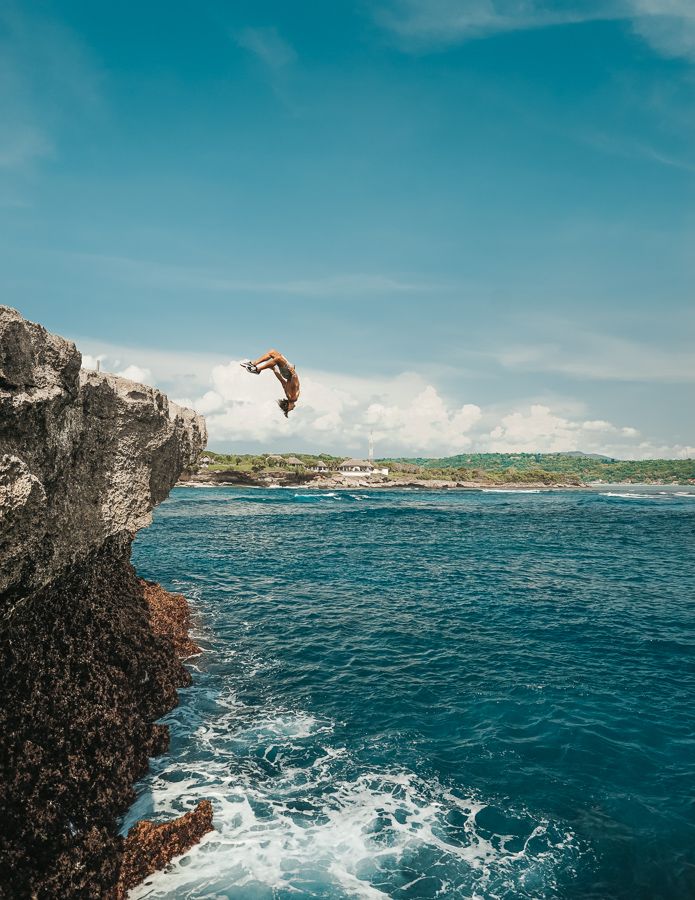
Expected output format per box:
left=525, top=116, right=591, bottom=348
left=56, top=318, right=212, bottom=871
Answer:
left=241, top=349, right=300, bottom=417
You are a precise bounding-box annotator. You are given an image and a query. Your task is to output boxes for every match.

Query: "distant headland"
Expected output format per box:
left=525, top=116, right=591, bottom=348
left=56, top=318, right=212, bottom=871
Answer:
left=181, top=451, right=695, bottom=489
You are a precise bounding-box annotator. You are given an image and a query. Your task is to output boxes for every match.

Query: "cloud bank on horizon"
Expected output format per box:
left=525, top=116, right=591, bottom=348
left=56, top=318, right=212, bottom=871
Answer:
left=79, top=344, right=694, bottom=460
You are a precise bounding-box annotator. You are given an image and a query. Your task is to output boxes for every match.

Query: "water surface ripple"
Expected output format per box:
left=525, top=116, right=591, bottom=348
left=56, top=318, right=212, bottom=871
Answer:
left=126, top=487, right=695, bottom=899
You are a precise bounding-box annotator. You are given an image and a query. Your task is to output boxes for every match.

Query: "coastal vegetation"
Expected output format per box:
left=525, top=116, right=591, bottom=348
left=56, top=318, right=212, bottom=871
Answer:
left=198, top=451, right=694, bottom=484
left=394, top=452, right=695, bottom=484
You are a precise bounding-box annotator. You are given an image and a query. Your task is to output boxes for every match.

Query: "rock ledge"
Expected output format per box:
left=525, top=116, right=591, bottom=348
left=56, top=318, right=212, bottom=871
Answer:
left=0, top=307, right=210, bottom=898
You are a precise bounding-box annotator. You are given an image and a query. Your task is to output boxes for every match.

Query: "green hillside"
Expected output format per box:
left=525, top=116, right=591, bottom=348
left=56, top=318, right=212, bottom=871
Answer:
left=197, top=451, right=694, bottom=484
left=388, top=452, right=695, bottom=483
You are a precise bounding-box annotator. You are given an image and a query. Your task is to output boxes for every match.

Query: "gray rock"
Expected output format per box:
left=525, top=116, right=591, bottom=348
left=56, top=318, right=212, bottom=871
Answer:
left=0, top=306, right=207, bottom=602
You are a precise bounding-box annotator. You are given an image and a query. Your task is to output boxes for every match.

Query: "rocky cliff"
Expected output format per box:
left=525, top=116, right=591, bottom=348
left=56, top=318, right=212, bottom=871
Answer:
left=0, top=307, right=211, bottom=898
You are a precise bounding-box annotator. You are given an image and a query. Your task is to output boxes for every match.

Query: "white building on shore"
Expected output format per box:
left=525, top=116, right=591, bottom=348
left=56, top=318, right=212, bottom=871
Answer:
left=338, top=459, right=375, bottom=476
left=337, top=442, right=390, bottom=476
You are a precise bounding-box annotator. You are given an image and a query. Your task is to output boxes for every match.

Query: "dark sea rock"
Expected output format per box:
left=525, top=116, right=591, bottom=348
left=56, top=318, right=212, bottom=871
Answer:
left=117, top=799, right=214, bottom=898
left=0, top=307, right=210, bottom=898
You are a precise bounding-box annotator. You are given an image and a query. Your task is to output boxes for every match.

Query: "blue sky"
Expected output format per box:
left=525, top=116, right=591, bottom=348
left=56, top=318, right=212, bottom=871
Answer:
left=2, top=0, right=693, bottom=457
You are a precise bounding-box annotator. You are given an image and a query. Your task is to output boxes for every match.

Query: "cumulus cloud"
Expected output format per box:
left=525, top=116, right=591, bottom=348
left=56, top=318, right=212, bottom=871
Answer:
left=367, top=386, right=482, bottom=454
left=81, top=352, right=153, bottom=386
left=116, top=364, right=153, bottom=384
left=80, top=353, right=103, bottom=370
left=74, top=339, right=227, bottom=398
left=483, top=404, right=652, bottom=457
left=175, top=369, right=651, bottom=459
left=487, top=404, right=583, bottom=453
left=74, top=340, right=690, bottom=460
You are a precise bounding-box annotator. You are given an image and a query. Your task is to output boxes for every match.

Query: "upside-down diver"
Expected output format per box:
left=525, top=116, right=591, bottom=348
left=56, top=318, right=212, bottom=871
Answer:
left=241, top=349, right=300, bottom=417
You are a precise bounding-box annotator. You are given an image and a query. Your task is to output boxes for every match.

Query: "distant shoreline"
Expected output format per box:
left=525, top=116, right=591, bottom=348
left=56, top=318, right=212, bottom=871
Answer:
left=176, top=477, right=693, bottom=491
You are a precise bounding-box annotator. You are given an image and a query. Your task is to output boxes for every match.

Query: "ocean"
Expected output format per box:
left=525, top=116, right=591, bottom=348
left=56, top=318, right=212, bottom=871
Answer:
left=125, top=486, right=695, bottom=899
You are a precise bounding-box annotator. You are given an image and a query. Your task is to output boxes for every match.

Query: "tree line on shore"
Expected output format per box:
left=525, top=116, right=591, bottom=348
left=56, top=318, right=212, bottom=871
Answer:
left=199, top=451, right=694, bottom=484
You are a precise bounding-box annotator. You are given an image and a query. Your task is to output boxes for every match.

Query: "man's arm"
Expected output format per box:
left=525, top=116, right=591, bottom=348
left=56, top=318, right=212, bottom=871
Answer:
left=272, top=368, right=287, bottom=386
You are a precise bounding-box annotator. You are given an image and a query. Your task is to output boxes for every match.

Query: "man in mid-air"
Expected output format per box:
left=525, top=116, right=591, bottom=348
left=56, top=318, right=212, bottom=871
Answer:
left=241, top=349, right=300, bottom=417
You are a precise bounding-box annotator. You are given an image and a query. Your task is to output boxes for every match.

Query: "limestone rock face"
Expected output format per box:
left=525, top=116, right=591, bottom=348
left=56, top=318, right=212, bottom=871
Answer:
left=0, top=305, right=206, bottom=601
left=0, top=307, right=209, bottom=898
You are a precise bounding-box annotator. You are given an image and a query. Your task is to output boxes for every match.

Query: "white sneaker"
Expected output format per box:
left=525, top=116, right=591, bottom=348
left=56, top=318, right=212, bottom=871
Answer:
left=241, top=361, right=259, bottom=373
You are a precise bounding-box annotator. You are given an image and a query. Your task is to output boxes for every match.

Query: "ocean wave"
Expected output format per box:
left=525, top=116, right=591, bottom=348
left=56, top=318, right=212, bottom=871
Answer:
left=293, top=492, right=341, bottom=502
left=600, top=492, right=662, bottom=500
left=127, top=689, right=584, bottom=899
left=482, top=489, right=542, bottom=494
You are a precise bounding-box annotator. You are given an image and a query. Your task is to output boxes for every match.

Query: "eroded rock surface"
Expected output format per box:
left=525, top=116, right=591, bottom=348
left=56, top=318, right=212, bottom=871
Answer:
left=0, top=305, right=206, bottom=602
left=142, top=579, right=202, bottom=658
left=0, top=307, right=210, bottom=898
left=117, top=800, right=214, bottom=898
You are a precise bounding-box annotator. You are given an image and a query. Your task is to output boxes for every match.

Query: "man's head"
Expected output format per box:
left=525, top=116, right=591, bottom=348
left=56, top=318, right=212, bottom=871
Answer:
left=277, top=398, right=296, bottom=417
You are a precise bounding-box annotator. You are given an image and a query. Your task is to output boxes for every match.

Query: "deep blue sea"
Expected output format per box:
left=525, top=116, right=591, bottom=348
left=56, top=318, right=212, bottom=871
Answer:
left=126, top=486, right=695, bottom=900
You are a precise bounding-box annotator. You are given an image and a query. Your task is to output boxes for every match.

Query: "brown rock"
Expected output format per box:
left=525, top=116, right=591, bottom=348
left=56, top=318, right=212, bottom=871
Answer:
left=116, top=800, right=214, bottom=898
left=141, top=579, right=201, bottom=658
left=0, top=535, right=190, bottom=899
left=0, top=308, right=212, bottom=898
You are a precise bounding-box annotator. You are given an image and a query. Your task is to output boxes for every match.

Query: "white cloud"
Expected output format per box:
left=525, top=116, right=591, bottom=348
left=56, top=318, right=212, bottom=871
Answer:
left=376, top=0, right=695, bottom=62
left=73, top=339, right=691, bottom=459
left=366, top=386, right=482, bottom=454
left=80, top=353, right=103, bottom=370
left=582, top=419, right=618, bottom=432
left=487, top=404, right=582, bottom=452
left=73, top=338, right=228, bottom=398
left=634, top=440, right=695, bottom=458
left=116, top=364, right=152, bottom=384
left=629, top=0, right=695, bottom=62
left=192, top=360, right=365, bottom=447
left=377, top=0, right=618, bottom=45
left=484, top=404, right=649, bottom=456
left=236, top=26, right=297, bottom=69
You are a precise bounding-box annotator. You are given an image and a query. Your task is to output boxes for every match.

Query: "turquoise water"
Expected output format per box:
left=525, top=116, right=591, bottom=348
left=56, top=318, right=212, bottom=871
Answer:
left=126, top=486, right=695, bottom=899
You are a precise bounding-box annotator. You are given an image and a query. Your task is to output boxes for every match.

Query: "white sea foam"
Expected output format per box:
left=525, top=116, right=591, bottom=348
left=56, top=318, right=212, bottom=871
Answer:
left=600, top=492, right=661, bottom=499
left=127, top=690, right=583, bottom=900
left=293, top=493, right=340, bottom=501
left=482, top=489, right=542, bottom=494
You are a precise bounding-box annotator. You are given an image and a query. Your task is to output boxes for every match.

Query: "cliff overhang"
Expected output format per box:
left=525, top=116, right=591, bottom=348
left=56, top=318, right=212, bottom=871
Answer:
left=0, top=307, right=211, bottom=898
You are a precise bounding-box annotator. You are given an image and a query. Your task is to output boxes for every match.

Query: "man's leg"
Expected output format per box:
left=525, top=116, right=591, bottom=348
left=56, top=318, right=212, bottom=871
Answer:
left=254, top=351, right=290, bottom=373
left=252, top=349, right=280, bottom=367
left=242, top=349, right=279, bottom=374
left=254, top=358, right=281, bottom=373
